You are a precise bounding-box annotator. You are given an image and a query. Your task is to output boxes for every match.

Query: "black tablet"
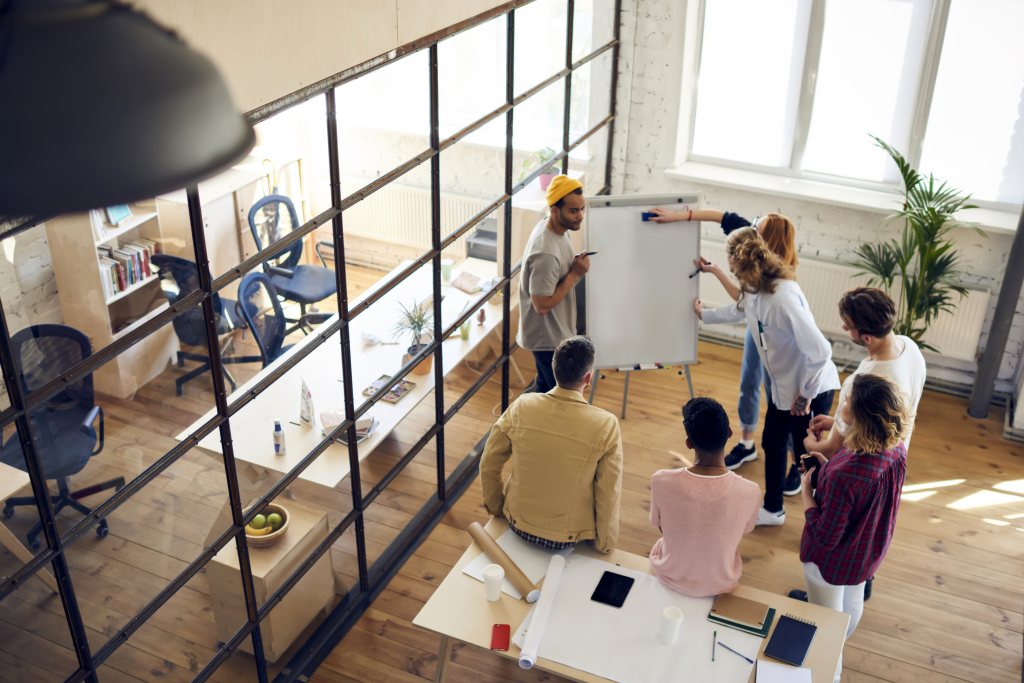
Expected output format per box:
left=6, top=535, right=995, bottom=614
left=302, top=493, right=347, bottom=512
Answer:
left=590, top=571, right=634, bottom=608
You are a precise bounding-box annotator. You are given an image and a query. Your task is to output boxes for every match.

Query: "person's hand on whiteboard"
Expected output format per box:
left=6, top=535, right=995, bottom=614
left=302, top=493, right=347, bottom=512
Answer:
left=790, top=395, right=811, bottom=416
left=648, top=206, right=684, bottom=223
left=693, top=298, right=705, bottom=320
left=692, top=256, right=720, bottom=276
left=569, top=252, right=591, bottom=279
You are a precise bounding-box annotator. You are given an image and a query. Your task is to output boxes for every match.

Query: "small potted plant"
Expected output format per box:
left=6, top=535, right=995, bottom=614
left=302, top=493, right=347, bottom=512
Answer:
left=519, top=146, right=558, bottom=190
left=393, top=298, right=434, bottom=375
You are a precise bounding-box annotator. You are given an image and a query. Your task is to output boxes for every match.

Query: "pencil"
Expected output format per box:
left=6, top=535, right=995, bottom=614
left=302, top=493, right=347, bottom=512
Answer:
left=717, top=641, right=754, bottom=664
left=712, top=631, right=716, bottom=661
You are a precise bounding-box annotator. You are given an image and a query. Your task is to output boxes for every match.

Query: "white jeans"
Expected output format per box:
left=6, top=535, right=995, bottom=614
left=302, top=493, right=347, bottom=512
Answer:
left=802, top=562, right=866, bottom=683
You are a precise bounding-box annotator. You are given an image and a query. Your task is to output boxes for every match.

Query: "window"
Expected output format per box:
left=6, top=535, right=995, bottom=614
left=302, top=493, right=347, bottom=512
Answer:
left=688, top=0, right=1024, bottom=205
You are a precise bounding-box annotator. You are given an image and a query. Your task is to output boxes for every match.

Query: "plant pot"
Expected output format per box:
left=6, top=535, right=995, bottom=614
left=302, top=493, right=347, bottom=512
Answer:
left=403, top=344, right=434, bottom=376
left=539, top=173, right=556, bottom=190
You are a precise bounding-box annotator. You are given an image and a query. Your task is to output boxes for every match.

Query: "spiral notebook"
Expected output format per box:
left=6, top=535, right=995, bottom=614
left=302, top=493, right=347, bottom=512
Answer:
left=763, top=614, right=817, bottom=667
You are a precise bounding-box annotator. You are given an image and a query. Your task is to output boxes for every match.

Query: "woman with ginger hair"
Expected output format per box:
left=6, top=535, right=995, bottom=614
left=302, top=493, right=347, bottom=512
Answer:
left=693, top=228, right=839, bottom=526
left=650, top=208, right=801, bottom=487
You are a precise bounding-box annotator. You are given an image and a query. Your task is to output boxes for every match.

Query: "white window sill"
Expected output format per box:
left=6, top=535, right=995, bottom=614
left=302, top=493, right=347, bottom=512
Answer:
left=665, top=161, right=1020, bottom=235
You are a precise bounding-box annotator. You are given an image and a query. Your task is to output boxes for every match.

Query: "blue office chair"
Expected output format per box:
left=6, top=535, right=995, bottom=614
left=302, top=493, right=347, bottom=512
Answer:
left=235, top=271, right=296, bottom=369
left=151, top=254, right=260, bottom=395
left=248, top=194, right=337, bottom=336
left=0, top=325, right=124, bottom=549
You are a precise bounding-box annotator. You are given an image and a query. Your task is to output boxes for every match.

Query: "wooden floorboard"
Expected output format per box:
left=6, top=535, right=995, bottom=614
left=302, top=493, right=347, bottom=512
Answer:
left=0, top=261, right=1020, bottom=683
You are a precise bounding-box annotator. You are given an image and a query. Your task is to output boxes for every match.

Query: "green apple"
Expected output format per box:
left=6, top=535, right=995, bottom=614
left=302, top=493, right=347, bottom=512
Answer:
left=251, top=514, right=267, bottom=530
left=267, top=513, right=283, bottom=529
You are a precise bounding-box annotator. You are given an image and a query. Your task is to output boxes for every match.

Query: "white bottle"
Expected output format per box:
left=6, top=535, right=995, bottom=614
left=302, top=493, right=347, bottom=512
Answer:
left=273, top=420, right=286, bottom=455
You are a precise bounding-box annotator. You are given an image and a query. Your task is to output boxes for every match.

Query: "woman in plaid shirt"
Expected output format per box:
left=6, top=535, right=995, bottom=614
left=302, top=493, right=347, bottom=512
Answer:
left=799, top=374, right=912, bottom=683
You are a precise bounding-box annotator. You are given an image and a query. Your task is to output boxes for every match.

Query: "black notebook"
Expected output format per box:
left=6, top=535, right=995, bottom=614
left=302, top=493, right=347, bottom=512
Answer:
left=763, top=614, right=817, bottom=667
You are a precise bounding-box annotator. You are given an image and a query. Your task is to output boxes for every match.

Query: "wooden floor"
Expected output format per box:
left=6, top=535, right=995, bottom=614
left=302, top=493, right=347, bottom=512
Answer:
left=312, top=342, right=1024, bottom=683
left=0, top=263, right=537, bottom=683
left=0, top=264, right=1021, bottom=683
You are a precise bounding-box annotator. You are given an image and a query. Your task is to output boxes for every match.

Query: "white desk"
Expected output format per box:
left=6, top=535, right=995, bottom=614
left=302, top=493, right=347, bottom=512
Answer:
left=0, top=463, right=58, bottom=592
left=414, top=518, right=849, bottom=683
left=176, top=258, right=514, bottom=544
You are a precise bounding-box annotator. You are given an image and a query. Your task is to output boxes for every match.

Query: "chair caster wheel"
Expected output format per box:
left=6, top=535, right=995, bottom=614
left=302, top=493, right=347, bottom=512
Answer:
left=29, top=538, right=41, bottom=550
left=96, top=524, right=109, bottom=538
left=3, top=507, right=13, bottom=518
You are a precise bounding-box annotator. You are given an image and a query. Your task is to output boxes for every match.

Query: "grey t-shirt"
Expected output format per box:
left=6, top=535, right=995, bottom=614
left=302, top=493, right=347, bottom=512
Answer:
left=516, top=218, right=576, bottom=351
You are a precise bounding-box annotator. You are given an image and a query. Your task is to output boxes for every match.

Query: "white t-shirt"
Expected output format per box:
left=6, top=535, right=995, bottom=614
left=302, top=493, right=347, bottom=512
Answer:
left=834, top=335, right=926, bottom=449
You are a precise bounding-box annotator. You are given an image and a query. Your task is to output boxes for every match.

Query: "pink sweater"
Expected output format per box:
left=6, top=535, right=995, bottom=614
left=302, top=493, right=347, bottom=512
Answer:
left=649, top=468, right=761, bottom=597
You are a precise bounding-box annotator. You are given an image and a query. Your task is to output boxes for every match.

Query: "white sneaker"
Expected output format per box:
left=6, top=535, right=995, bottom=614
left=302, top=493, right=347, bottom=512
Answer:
left=756, top=506, right=786, bottom=526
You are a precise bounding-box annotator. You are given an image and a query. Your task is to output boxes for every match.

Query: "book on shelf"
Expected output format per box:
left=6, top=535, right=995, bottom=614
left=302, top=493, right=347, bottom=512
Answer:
left=90, top=210, right=108, bottom=241
left=98, top=238, right=160, bottom=300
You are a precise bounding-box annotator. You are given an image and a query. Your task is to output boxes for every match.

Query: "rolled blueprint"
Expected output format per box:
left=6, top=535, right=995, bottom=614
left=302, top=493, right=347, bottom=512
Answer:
left=518, top=554, right=566, bottom=669
left=660, top=606, right=684, bottom=645
left=467, top=522, right=540, bottom=602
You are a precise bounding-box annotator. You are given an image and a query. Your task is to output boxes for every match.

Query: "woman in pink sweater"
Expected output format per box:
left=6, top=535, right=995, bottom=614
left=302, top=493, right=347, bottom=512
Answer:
left=650, top=397, right=762, bottom=596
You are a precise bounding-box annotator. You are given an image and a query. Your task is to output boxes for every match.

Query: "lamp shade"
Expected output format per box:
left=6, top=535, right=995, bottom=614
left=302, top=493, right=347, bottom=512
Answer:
left=0, top=1, right=256, bottom=215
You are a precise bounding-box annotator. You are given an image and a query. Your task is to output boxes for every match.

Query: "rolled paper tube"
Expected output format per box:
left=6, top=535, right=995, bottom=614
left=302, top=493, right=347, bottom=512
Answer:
left=518, top=554, right=565, bottom=669
left=467, top=522, right=540, bottom=602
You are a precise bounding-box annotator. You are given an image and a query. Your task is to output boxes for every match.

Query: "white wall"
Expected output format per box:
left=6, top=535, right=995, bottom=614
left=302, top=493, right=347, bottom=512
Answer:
left=610, top=0, right=1024, bottom=398
left=130, top=0, right=513, bottom=114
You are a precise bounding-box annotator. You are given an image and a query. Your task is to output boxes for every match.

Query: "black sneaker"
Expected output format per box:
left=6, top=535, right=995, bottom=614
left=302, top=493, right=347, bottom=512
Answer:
left=787, top=589, right=808, bottom=602
left=724, top=443, right=757, bottom=470
left=783, top=464, right=802, bottom=496
left=864, top=576, right=873, bottom=601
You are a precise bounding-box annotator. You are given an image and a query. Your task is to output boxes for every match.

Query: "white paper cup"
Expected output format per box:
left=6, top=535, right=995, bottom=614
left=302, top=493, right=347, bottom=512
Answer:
left=483, top=563, right=504, bottom=602
left=441, top=258, right=454, bottom=281
left=660, top=606, right=684, bottom=645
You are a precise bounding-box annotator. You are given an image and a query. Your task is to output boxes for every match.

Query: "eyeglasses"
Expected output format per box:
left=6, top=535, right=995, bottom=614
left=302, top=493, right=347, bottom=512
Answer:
left=751, top=216, right=762, bottom=231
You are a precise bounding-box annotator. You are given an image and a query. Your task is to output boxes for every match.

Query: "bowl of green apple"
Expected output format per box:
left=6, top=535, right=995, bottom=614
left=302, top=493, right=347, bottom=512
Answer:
left=244, top=503, right=289, bottom=547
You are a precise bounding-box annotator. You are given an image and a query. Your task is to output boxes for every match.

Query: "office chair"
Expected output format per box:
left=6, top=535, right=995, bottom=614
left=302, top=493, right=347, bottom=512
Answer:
left=247, top=194, right=337, bottom=336
left=151, top=254, right=259, bottom=395
left=0, top=325, right=124, bottom=549
left=235, top=272, right=331, bottom=369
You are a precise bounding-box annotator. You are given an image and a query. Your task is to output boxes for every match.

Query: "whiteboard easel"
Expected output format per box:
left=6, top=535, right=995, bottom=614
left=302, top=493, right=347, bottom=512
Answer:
left=583, top=193, right=701, bottom=417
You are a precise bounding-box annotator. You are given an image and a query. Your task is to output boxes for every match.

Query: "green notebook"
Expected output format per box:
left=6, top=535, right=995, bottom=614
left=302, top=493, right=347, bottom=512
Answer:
left=708, top=606, right=777, bottom=638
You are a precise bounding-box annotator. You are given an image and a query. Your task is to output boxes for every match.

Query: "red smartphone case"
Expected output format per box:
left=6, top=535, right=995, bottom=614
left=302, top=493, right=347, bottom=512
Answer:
left=490, top=624, right=510, bottom=651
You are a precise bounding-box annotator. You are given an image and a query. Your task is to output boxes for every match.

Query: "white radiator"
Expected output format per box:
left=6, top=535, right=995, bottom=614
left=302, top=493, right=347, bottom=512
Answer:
left=339, top=177, right=500, bottom=258
left=699, top=241, right=990, bottom=362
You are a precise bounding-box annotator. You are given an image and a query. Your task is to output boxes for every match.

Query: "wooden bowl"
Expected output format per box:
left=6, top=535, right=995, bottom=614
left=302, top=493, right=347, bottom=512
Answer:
left=245, top=503, right=289, bottom=548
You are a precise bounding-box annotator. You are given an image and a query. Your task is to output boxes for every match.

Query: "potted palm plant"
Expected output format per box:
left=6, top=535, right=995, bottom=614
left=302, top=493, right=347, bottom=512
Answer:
left=849, top=136, right=987, bottom=352
left=519, top=146, right=558, bottom=189
left=393, top=298, right=434, bottom=375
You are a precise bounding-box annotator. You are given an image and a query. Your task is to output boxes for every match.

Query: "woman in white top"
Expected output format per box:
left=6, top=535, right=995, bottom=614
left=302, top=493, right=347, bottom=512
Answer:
left=695, top=228, right=840, bottom=526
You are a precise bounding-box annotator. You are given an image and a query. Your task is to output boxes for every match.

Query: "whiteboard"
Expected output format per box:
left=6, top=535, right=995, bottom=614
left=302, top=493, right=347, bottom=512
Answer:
left=584, top=193, right=701, bottom=370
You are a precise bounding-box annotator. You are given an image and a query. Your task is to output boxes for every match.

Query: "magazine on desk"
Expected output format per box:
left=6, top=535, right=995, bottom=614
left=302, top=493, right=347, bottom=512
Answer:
left=362, top=375, right=416, bottom=404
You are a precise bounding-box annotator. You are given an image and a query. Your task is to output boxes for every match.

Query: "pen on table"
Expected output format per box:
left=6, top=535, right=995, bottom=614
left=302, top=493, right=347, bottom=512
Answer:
left=688, top=262, right=710, bottom=279
left=712, top=631, right=716, bottom=661
left=717, top=641, right=754, bottom=665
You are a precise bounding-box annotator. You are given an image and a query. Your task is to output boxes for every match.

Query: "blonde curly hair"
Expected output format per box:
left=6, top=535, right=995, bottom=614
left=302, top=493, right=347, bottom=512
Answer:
left=844, top=373, right=914, bottom=454
left=725, top=228, right=796, bottom=311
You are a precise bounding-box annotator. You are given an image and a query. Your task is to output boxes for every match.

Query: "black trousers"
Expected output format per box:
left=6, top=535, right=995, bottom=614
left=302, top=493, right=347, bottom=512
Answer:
left=761, top=389, right=834, bottom=512
left=532, top=350, right=556, bottom=394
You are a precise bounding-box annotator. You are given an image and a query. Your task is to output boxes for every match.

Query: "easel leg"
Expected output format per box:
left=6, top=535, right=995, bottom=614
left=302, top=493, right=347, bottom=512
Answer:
left=588, top=373, right=598, bottom=405
left=434, top=635, right=454, bottom=683
left=621, top=371, right=630, bottom=419
left=684, top=365, right=695, bottom=400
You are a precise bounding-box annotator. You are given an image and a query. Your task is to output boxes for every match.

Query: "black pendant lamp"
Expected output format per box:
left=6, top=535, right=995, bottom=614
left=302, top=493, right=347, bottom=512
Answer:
left=0, top=0, right=256, bottom=216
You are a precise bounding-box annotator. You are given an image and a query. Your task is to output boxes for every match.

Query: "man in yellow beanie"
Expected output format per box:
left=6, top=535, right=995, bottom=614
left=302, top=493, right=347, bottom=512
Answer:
left=516, top=174, right=590, bottom=393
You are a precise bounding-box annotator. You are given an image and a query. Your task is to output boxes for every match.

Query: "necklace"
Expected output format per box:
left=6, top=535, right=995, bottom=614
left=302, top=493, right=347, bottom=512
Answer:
left=868, top=339, right=900, bottom=361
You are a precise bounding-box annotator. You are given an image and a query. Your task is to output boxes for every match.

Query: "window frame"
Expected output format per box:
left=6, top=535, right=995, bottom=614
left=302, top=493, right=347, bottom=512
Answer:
left=683, top=0, right=1024, bottom=209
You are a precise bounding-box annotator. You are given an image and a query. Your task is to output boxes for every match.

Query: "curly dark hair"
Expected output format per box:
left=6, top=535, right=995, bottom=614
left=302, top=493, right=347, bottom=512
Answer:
left=681, top=397, right=731, bottom=454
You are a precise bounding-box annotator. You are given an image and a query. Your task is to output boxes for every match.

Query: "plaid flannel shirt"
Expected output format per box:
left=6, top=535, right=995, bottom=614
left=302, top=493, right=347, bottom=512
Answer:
left=510, top=524, right=576, bottom=551
left=800, top=443, right=906, bottom=585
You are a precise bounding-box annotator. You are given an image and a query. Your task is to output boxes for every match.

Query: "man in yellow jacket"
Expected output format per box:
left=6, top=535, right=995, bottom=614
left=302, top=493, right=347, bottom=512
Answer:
left=480, top=336, right=623, bottom=553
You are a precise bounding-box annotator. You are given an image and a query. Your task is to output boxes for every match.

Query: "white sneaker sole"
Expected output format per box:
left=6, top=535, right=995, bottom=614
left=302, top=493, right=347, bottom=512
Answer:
left=725, top=452, right=757, bottom=471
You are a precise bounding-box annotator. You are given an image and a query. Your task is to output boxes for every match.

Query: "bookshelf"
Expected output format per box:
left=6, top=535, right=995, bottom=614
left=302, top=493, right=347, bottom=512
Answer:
left=45, top=200, right=178, bottom=399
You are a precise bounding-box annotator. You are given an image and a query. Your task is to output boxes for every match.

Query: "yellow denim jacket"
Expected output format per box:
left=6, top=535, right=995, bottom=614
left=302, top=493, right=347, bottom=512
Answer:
left=480, top=387, right=623, bottom=553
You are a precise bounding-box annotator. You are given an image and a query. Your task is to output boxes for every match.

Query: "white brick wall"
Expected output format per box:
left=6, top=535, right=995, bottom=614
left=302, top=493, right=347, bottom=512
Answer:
left=610, top=0, right=1024, bottom=399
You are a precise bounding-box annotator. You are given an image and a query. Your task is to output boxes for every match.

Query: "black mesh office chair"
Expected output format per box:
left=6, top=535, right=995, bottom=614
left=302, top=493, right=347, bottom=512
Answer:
left=247, top=194, right=336, bottom=336
left=151, top=254, right=258, bottom=395
left=236, top=271, right=331, bottom=368
left=0, top=325, right=124, bottom=548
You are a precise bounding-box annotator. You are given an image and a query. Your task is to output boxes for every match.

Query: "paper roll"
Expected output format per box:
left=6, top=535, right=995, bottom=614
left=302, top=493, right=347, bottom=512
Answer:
left=467, top=522, right=540, bottom=602
left=518, top=554, right=565, bottom=669
left=483, top=564, right=504, bottom=602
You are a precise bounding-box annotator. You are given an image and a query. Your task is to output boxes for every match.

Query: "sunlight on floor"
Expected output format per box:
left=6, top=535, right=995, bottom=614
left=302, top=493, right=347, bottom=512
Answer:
left=993, top=479, right=1024, bottom=494
left=983, top=518, right=1011, bottom=526
left=902, top=479, right=964, bottom=492
left=901, top=491, right=937, bottom=502
left=947, top=489, right=1024, bottom=510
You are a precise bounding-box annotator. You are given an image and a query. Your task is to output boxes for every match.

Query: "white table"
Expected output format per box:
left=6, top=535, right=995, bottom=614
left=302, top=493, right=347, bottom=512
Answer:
left=176, top=258, right=515, bottom=544
left=0, top=462, right=59, bottom=592
left=414, top=518, right=850, bottom=683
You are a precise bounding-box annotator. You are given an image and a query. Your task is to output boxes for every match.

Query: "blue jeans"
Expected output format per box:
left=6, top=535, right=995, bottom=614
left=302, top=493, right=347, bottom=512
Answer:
left=738, top=329, right=762, bottom=432
left=532, top=350, right=556, bottom=394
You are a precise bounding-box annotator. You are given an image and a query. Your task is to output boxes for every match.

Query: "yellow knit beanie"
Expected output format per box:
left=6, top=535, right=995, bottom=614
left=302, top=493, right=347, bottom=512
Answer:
left=545, top=175, right=583, bottom=206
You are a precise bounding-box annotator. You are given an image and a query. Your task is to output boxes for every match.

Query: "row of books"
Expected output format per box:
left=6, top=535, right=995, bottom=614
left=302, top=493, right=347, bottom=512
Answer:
left=97, top=239, right=161, bottom=301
